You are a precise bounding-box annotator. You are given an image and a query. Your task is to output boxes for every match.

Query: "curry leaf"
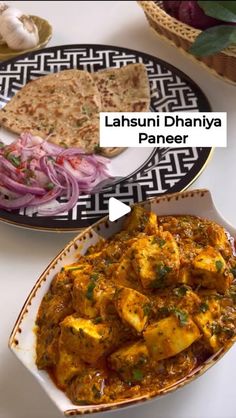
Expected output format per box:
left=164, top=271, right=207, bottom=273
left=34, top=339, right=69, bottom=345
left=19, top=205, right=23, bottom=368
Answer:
left=190, top=25, right=236, bottom=56
left=198, top=1, right=236, bottom=22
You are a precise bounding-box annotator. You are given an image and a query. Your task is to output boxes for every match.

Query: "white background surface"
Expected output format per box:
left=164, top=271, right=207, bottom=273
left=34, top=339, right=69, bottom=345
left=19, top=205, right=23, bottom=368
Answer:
left=0, top=2, right=236, bottom=418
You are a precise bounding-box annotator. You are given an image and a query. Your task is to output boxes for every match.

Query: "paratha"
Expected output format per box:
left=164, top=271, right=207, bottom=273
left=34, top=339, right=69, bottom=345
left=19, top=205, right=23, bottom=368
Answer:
left=93, top=63, right=150, bottom=112
left=0, top=64, right=150, bottom=156
left=93, top=63, right=150, bottom=157
left=0, top=69, right=101, bottom=152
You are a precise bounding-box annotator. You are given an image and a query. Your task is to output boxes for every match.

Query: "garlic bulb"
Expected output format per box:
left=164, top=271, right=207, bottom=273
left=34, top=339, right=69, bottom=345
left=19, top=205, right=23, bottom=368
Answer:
left=0, top=14, right=39, bottom=50
left=0, top=2, right=8, bottom=14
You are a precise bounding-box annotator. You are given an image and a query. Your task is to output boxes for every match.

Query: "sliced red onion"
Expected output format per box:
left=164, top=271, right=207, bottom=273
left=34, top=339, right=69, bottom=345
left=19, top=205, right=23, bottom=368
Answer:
left=1, top=173, right=46, bottom=195
left=0, top=193, right=34, bottom=210
left=38, top=167, right=79, bottom=216
left=29, top=187, right=61, bottom=205
left=0, top=133, right=112, bottom=216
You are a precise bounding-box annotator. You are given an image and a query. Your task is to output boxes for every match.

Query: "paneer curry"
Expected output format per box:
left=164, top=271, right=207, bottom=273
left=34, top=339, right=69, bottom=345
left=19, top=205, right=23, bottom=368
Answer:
left=36, top=207, right=236, bottom=405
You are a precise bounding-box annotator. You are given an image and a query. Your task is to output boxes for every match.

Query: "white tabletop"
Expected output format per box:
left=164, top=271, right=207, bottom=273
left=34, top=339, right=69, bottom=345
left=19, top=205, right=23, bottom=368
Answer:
left=1, top=2, right=236, bottom=418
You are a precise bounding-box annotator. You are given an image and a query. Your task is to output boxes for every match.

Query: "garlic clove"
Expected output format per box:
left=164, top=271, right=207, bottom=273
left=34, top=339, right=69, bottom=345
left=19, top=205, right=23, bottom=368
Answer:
left=0, top=14, right=39, bottom=51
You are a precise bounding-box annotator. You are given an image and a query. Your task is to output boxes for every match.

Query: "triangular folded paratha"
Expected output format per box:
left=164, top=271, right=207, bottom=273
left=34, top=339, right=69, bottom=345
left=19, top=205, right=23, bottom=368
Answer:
left=0, top=64, right=150, bottom=156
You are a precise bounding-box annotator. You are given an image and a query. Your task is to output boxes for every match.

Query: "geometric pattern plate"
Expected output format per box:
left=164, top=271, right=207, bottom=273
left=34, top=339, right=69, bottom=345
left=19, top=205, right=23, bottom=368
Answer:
left=0, top=44, right=212, bottom=231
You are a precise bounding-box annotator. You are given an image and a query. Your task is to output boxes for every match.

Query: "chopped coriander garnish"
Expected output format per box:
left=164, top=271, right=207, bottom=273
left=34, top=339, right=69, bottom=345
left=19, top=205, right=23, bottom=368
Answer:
left=199, top=302, right=209, bottom=313
left=210, top=323, right=222, bottom=335
left=76, top=119, right=85, bottom=127
left=173, top=286, right=188, bottom=297
left=132, top=369, right=143, bottom=381
left=143, top=303, right=151, bottom=316
left=59, top=140, right=68, bottom=148
left=7, top=154, right=21, bottom=167
left=92, top=316, right=103, bottom=324
left=151, top=237, right=166, bottom=248
left=158, top=306, right=171, bottom=316
left=0, top=141, right=4, bottom=148
left=90, top=273, right=99, bottom=281
left=45, top=182, right=54, bottom=191
left=86, top=281, right=96, bottom=300
left=215, top=260, right=224, bottom=272
left=92, top=385, right=102, bottom=399
left=151, top=264, right=172, bottom=289
left=172, top=308, right=188, bottom=326
left=86, top=272, right=99, bottom=300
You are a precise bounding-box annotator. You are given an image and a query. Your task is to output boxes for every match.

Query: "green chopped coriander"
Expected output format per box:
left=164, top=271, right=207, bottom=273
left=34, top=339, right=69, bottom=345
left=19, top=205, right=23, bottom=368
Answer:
left=92, top=316, right=103, bottom=324
left=132, top=368, right=143, bottom=381
left=0, top=141, right=4, bottom=148
left=151, top=264, right=172, bottom=289
left=173, top=286, right=188, bottom=297
left=92, top=385, right=102, bottom=399
left=143, top=303, right=151, bottom=316
left=151, top=237, right=166, bottom=247
left=158, top=306, right=171, bottom=316
left=91, top=272, right=99, bottom=279
left=45, top=182, right=55, bottom=191
left=86, top=281, right=96, bottom=300
left=7, top=154, right=21, bottom=167
left=215, top=260, right=224, bottom=272
left=172, top=308, right=189, bottom=326
left=199, top=302, right=209, bottom=313
left=210, top=323, right=222, bottom=335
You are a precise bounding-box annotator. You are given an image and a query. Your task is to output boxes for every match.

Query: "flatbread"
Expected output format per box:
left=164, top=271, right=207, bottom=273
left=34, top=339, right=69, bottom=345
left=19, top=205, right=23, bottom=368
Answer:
left=0, top=64, right=150, bottom=156
left=93, top=63, right=150, bottom=157
left=93, top=63, right=150, bottom=112
left=0, top=69, right=101, bottom=152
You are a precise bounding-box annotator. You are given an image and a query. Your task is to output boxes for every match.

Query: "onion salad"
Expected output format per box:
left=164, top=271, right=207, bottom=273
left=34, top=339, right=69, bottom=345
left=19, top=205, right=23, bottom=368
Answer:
left=0, top=133, right=111, bottom=215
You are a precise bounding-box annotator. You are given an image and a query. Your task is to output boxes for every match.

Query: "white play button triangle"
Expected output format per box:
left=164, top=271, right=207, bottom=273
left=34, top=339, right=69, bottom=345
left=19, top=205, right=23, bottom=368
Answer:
left=108, top=197, right=131, bottom=222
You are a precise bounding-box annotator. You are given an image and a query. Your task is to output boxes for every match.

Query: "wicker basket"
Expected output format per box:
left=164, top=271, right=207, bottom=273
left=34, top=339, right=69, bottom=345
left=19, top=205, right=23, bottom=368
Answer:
left=138, top=1, right=236, bottom=84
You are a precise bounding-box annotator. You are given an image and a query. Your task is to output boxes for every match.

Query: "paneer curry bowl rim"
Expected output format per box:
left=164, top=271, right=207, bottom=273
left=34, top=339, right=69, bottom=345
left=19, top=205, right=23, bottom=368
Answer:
left=9, top=189, right=236, bottom=415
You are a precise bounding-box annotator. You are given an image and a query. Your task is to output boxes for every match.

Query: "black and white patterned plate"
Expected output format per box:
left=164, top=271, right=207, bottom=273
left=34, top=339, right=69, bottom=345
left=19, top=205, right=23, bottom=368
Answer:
left=0, top=44, right=212, bottom=231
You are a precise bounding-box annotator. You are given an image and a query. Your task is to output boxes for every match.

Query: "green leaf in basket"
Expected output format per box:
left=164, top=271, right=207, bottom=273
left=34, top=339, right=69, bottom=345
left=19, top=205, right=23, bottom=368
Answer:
left=198, top=1, right=236, bottom=23
left=198, top=1, right=236, bottom=22
left=189, top=25, right=236, bottom=56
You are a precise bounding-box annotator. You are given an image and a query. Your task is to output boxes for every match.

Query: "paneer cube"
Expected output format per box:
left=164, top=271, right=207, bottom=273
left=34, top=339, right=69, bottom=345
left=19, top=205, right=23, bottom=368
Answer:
left=60, top=316, right=116, bottom=364
left=114, top=287, right=150, bottom=332
left=131, top=231, right=180, bottom=289
left=55, top=348, right=83, bottom=389
left=176, top=288, right=201, bottom=315
left=113, top=247, right=140, bottom=289
left=207, top=223, right=229, bottom=254
left=144, top=315, right=200, bottom=361
left=192, top=246, right=231, bottom=293
left=109, top=341, right=149, bottom=382
left=194, top=299, right=221, bottom=352
left=123, top=206, right=158, bottom=235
